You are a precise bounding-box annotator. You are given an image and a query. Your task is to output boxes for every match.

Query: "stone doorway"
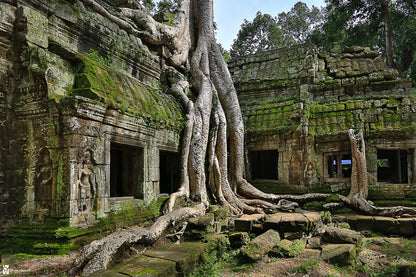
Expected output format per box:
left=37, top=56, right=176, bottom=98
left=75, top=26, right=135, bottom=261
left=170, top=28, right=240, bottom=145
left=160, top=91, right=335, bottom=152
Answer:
left=249, top=150, right=279, bottom=180
left=110, top=143, right=143, bottom=197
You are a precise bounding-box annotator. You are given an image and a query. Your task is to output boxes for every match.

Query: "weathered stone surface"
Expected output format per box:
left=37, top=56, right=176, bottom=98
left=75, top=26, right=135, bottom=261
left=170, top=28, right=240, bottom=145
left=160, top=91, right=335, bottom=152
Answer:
left=321, top=226, right=362, bottom=245
left=398, top=218, right=415, bottom=236
left=373, top=216, right=401, bottom=235
left=230, top=42, right=416, bottom=199
left=89, top=270, right=131, bottom=277
left=264, top=212, right=320, bottom=233
left=338, top=215, right=374, bottom=232
left=229, top=232, right=250, bottom=249
left=283, top=231, right=303, bottom=240
left=188, top=213, right=215, bottom=229
left=111, top=255, right=176, bottom=277
left=306, top=237, right=321, bottom=249
left=321, top=244, right=357, bottom=266
left=269, top=238, right=306, bottom=258
left=241, top=229, right=281, bottom=261
left=300, top=248, right=321, bottom=259
left=234, top=213, right=265, bottom=232
left=144, top=242, right=208, bottom=275
left=0, top=0, right=185, bottom=229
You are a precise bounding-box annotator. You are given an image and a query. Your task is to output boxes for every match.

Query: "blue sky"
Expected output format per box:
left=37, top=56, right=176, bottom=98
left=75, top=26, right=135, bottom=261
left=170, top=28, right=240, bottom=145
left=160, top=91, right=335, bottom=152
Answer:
left=214, top=0, right=326, bottom=50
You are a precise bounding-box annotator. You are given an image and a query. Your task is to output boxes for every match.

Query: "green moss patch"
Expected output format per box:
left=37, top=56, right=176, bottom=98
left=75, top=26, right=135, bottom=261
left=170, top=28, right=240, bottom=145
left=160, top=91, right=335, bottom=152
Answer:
left=72, top=54, right=184, bottom=129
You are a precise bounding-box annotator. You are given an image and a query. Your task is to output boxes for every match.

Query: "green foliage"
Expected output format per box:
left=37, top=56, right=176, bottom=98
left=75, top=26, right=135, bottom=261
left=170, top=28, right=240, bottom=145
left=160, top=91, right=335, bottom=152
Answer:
left=230, top=2, right=323, bottom=56
left=277, top=2, right=323, bottom=45
left=230, top=11, right=284, bottom=57
left=272, top=239, right=306, bottom=258
left=302, top=201, right=324, bottom=211
left=73, top=53, right=184, bottom=129
left=222, top=52, right=230, bottom=63
left=325, top=194, right=341, bottom=203
left=86, top=49, right=111, bottom=67
left=320, top=211, right=332, bottom=224
left=311, top=0, right=416, bottom=82
left=153, top=0, right=179, bottom=25
left=95, top=198, right=165, bottom=232
left=0, top=199, right=165, bottom=256
left=292, top=258, right=319, bottom=273
left=192, top=236, right=234, bottom=277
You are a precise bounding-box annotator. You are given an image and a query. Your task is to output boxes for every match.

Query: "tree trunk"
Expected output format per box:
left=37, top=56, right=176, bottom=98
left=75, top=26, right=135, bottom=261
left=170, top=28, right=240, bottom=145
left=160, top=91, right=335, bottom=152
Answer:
left=67, top=2, right=416, bottom=275
left=345, top=129, right=416, bottom=217
left=381, top=0, right=397, bottom=68
left=348, top=129, right=368, bottom=199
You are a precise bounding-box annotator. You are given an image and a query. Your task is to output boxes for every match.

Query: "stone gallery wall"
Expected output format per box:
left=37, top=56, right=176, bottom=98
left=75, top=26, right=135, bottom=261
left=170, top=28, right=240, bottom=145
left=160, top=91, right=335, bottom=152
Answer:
left=0, top=0, right=184, bottom=227
left=229, top=44, right=416, bottom=198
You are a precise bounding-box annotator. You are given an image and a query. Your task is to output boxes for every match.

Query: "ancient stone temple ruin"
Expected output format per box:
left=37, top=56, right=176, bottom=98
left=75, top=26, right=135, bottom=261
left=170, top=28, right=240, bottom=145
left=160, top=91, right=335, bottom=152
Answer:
left=0, top=0, right=183, bottom=227
left=0, top=0, right=415, bottom=229
left=228, top=44, right=416, bottom=198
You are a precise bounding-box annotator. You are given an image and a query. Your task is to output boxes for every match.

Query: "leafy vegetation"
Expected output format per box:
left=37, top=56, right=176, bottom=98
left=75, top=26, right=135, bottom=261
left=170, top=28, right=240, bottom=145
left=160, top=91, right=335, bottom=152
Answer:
left=0, top=198, right=166, bottom=256
left=230, top=0, right=416, bottom=84
left=292, top=258, right=319, bottom=273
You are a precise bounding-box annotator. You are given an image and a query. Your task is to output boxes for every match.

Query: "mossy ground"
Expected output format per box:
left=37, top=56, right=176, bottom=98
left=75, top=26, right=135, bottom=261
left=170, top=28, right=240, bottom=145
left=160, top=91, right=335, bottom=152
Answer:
left=0, top=197, right=167, bottom=257
left=196, top=236, right=416, bottom=277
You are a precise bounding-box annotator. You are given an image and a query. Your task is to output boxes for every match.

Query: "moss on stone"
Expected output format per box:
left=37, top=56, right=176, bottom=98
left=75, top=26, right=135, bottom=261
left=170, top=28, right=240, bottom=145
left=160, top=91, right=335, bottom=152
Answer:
left=72, top=54, right=184, bottom=129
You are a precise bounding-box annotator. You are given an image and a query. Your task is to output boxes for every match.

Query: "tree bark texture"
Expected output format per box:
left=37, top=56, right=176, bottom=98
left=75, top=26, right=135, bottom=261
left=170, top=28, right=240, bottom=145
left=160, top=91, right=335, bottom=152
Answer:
left=345, top=129, right=416, bottom=217
left=381, top=0, right=397, bottom=68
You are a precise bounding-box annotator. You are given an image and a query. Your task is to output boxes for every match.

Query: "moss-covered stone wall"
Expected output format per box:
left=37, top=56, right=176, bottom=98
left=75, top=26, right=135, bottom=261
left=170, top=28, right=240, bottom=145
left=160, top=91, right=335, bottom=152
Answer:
left=0, top=0, right=185, bottom=227
left=229, top=44, right=416, bottom=198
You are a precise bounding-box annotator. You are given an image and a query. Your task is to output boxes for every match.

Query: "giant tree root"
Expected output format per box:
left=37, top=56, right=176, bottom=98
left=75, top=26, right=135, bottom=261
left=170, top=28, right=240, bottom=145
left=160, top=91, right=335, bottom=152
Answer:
left=69, top=205, right=205, bottom=276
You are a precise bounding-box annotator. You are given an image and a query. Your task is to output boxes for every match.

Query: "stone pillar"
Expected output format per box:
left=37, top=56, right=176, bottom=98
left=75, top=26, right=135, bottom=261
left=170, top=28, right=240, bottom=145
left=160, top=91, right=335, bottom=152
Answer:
left=139, top=140, right=160, bottom=204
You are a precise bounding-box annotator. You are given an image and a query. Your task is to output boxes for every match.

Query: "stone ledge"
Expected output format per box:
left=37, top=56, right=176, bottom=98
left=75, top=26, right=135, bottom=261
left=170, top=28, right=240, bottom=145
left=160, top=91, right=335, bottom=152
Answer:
left=334, top=214, right=416, bottom=236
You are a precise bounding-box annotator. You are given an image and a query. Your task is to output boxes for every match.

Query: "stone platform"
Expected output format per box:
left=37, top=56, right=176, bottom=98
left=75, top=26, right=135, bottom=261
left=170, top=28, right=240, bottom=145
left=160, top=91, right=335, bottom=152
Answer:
left=234, top=210, right=321, bottom=234
left=334, top=214, right=416, bottom=236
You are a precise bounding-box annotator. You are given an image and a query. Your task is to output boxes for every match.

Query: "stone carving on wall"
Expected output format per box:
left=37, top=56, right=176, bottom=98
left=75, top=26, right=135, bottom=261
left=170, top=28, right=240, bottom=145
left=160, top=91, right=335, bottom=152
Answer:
left=35, top=149, right=52, bottom=207
left=73, top=149, right=96, bottom=212
left=304, top=161, right=317, bottom=187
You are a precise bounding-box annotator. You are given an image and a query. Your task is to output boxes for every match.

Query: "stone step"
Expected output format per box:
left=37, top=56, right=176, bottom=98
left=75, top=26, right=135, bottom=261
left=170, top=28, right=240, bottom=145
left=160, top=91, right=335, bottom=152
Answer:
left=334, top=214, right=416, bottom=236
left=264, top=211, right=321, bottom=233
left=234, top=211, right=321, bottom=233
left=108, top=241, right=209, bottom=277
left=234, top=213, right=266, bottom=231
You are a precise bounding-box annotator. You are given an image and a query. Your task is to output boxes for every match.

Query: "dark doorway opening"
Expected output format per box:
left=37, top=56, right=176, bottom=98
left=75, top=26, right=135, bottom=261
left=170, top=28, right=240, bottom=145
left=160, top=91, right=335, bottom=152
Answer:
left=250, top=150, right=279, bottom=180
left=160, top=151, right=181, bottom=194
left=110, top=143, right=142, bottom=197
left=377, top=149, right=409, bottom=184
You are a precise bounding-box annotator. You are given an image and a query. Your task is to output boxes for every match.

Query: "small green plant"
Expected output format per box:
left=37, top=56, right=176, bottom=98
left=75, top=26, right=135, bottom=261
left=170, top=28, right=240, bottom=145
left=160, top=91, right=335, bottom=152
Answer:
left=86, top=49, right=111, bottom=67
left=319, top=210, right=332, bottom=224
left=292, top=259, right=319, bottom=273
left=192, top=236, right=233, bottom=277
left=303, top=201, right=324, bottom=211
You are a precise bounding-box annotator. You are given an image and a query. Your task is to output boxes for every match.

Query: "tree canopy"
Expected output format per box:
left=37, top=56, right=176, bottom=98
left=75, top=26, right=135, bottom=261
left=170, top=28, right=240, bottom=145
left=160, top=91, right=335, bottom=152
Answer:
left=277, top=1, right=323, bottom=46
left=230, top=2, right=323, bottom=57
left=229, top=0, right=416, bottom=83
left=229, top=11, right=284, bottom=57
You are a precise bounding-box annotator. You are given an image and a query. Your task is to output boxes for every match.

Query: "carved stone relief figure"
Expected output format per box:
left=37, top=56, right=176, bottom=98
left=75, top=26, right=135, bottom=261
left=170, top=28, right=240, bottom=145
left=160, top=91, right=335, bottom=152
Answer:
left=303, top=161, right=317, bottom=187
left=73, top=150, right=96, bottom=212
left=35, top=149, right=52, bottom=208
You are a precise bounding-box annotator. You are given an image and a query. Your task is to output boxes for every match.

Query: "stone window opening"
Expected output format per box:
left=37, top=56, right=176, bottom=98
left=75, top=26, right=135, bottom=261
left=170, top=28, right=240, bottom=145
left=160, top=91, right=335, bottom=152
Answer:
left=160, top=151, right=181, bottom=194
left=249, top=150, right=279, bottom=180
left=324, top=151, right=352, bottom=182
left=110, top=143, right=142, bottom=198
left=377, top=149, right=410, bottom=184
